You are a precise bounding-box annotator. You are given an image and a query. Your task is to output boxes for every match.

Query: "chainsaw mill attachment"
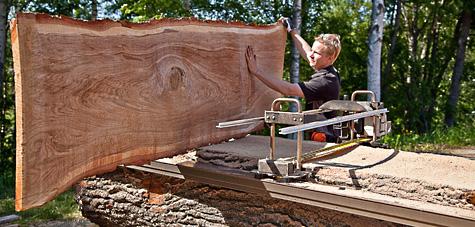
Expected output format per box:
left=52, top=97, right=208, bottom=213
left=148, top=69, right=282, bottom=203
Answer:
left=217, top=90, right=391, bottom=178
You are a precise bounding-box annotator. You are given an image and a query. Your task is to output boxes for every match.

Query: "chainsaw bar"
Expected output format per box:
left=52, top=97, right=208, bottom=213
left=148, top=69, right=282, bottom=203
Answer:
left=282, top=138, right=371, bottom=163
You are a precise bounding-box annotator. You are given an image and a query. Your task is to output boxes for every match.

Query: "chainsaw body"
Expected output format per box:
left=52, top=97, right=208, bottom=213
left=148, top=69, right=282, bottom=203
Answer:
left=320, top=90, right=391, bottom=142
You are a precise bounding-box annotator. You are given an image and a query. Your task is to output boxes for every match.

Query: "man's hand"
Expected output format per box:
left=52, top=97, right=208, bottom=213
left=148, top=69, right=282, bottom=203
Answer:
left=278, top=17, right=293, bottom=32
left=245, top=46, right=259, bottom=75
left=245, top=46, right=305, bottom=98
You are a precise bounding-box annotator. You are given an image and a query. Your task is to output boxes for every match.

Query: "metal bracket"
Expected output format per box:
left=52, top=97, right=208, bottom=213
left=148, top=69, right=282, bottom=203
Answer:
left=267, top=98, right=304, bottom=170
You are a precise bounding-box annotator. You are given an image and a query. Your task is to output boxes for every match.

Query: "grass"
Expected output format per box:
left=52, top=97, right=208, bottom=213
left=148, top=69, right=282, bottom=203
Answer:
left=381, top=122, right=475, bottom=152
left=0, top=189, right=81, bottom=225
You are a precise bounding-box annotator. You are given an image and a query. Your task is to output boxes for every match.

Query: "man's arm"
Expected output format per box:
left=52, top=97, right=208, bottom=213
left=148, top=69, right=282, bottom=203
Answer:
left=245, top=46, right=304, bottom=98
left=279, top=18, right=313, bottom=63
left=289, top=31, right=313, bottom=63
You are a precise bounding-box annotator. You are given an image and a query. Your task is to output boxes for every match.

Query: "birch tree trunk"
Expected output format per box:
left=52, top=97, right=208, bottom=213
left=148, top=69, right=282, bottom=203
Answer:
left=290, top=0, right=302, bottom=89
left=288, top=0, right=302, bottom=139
left=367, top=0, right=384, bottom=101
left=445, top=9, right=472, bottom=127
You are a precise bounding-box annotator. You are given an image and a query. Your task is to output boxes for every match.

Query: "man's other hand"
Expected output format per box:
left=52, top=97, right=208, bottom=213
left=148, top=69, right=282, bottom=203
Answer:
left=278, top=17, right=292, bottom=32
left=245, top=46, right=259, bottom=75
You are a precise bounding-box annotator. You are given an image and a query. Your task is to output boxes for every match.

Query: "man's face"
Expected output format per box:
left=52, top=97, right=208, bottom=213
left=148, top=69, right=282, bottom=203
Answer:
left=309, top=41, right=332, bottom=70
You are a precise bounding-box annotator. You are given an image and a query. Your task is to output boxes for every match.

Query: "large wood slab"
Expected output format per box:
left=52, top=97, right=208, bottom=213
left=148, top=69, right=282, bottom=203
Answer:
left=11, top=13, right=286, bottom=210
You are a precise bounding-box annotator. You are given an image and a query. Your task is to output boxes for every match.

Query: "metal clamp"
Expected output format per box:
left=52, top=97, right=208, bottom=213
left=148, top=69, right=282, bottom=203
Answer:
left=268, top=98, right=303, bottom=170
left=351, top=90, right=376, bottom=102
left=351, top=90, right=377, bottom=141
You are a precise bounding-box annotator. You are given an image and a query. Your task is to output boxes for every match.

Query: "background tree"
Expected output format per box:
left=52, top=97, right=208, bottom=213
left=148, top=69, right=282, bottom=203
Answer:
left=445, top=6, right=473, bottom=127
left=289, top=0, right=302, bottom=98
left=0, top=1, right=8, bottom=97
left=367, top=0, right=384, bottom=101
left=91, top=0, right=97, bottom=20
left=382, top=0, right=402, bottom=100
left=0, top=0, right=12, bottom=199
left=288, top=0, right=302, bottom=139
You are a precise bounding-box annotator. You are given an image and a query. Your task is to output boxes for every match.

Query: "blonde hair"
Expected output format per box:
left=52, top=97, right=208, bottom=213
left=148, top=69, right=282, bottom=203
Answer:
left=315, top=34, right=341, bottom=63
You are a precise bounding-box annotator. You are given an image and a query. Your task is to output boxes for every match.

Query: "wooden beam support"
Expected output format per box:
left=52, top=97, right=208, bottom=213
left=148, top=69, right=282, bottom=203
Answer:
left=11, top=13, right=286, bottom=210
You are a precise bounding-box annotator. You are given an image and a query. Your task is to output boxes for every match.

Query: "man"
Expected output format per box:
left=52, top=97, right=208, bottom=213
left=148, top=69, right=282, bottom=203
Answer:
left=245, top=18, right=342, bottom=142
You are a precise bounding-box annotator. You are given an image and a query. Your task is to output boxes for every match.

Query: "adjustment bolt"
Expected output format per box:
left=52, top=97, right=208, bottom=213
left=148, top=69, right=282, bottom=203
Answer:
left=299, top=118, right=303, bottom=122
left=293, top=117, right=297, bottom=121
left=272, top=116, right=276, bottom=120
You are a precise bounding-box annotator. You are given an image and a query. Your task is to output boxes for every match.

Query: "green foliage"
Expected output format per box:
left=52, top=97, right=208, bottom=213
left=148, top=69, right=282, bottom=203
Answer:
left=111, top=0, right=294, bottom=23
left=380, top=0, right=470, bottom=134
left=115, top=0, right=192, bottom=21
left=0, top=198, right=14, bottom=216
left=0, top=190, right=81, bottom=224
left=382, top=117, right=475, bottom=152
left=21, top=0, right=97, bottom=19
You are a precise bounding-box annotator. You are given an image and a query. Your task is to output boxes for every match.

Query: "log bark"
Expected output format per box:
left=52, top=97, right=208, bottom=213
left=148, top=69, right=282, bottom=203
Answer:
left=11, top=13, right=286, bottom=210
left=76, top=167, right=403, bottom=227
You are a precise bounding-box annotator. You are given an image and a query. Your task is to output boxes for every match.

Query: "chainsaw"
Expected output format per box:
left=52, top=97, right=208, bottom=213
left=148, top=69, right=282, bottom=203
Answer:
left=217, top=90, right=391, bottom=179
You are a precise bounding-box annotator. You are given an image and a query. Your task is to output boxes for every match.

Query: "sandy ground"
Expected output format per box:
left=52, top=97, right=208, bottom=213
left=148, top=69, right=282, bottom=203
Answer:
left=313, top=146, right=475, bottom=189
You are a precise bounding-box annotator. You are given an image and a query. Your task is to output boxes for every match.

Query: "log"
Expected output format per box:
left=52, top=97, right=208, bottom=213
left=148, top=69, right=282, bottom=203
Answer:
left=11, top=13, right=286, bottom=211
left=75, top=167, right=403, bottom=226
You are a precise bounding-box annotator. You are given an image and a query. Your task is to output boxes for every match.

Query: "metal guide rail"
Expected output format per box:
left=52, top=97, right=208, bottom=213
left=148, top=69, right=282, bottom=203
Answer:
left=128, top=161, right=475, bottom=227
left=279, top=108, right=388, bottom=135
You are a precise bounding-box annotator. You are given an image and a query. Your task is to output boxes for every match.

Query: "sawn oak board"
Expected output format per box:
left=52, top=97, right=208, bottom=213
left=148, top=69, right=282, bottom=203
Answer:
left=11, top=13, right=286, bottom=210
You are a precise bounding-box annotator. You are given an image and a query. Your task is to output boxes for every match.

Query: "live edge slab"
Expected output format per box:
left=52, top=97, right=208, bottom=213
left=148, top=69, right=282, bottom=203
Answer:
left=11, top=13, right=286, bottom=210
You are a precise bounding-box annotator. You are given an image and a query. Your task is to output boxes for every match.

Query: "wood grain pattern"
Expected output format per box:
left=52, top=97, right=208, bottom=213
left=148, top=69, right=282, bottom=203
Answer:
left=11, top=13, right=286, bottom=211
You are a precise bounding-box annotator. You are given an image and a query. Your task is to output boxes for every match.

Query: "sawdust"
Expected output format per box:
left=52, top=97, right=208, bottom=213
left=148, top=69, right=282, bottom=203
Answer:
left=157, top=149, right=198, bottom=164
